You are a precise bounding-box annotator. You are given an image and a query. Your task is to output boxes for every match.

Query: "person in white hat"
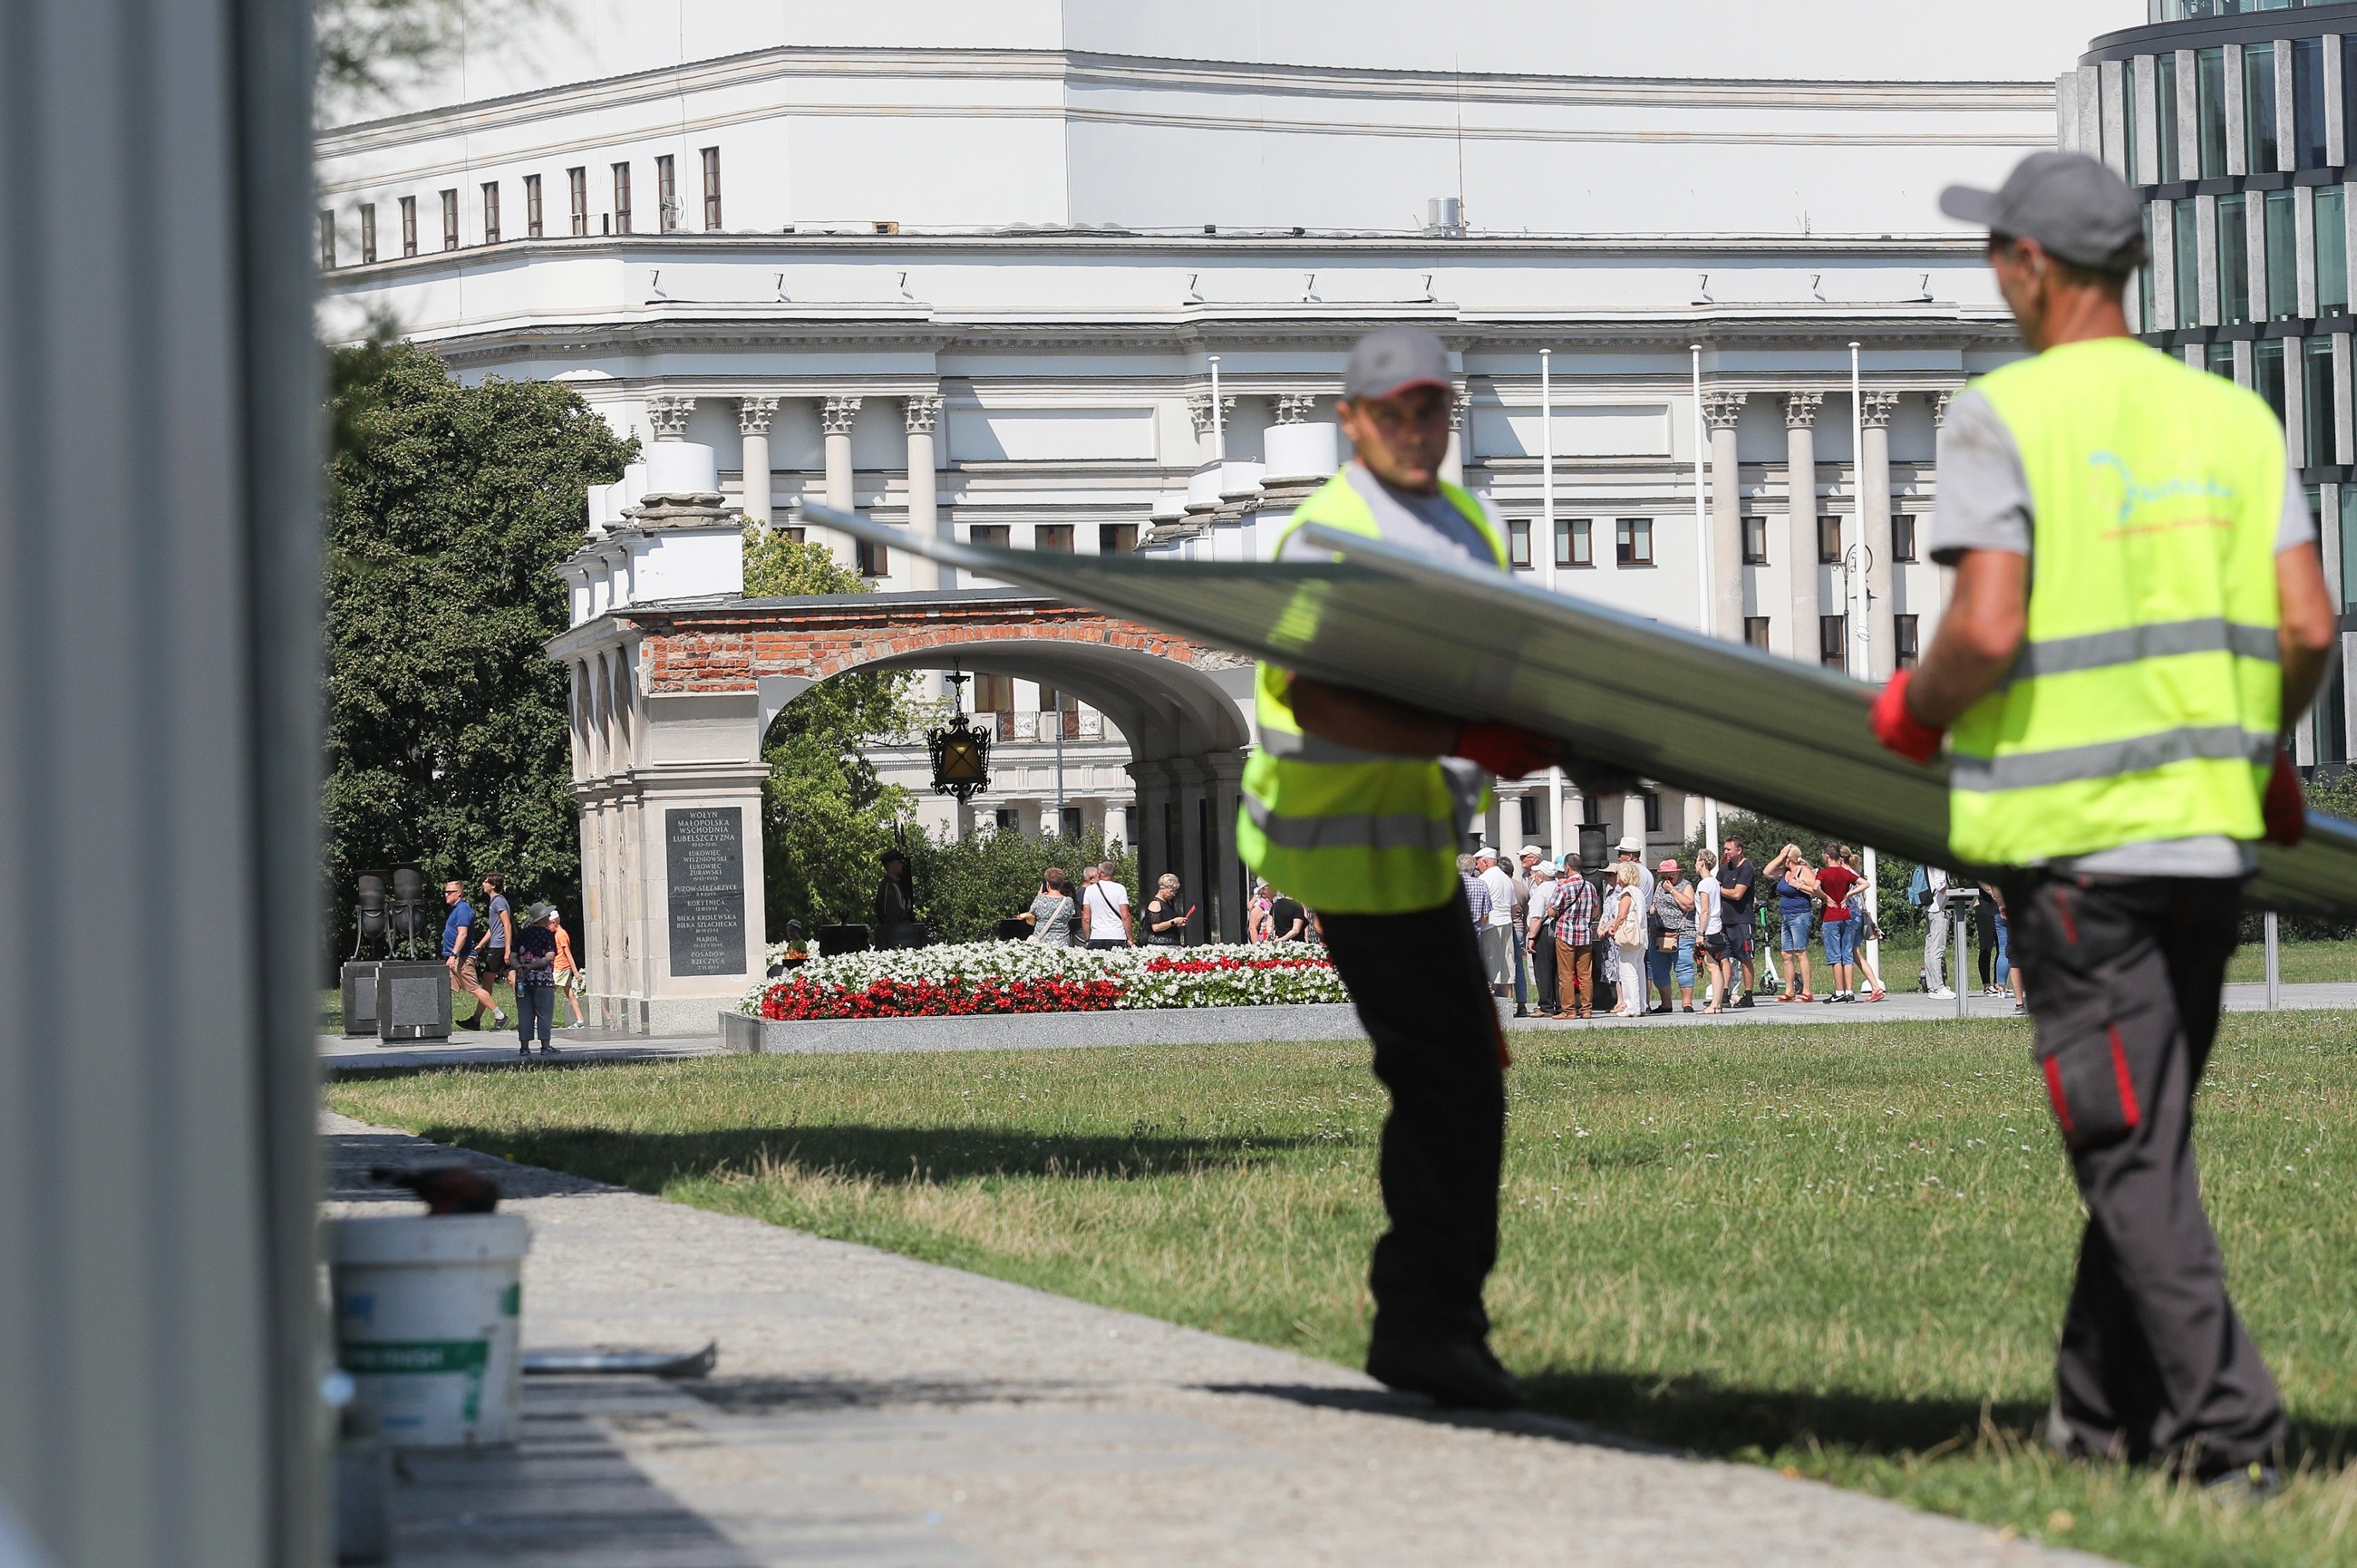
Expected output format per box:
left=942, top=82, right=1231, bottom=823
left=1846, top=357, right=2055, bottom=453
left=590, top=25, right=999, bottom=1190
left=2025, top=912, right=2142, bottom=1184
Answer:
left=1472, top=847, right=1516, bottom=999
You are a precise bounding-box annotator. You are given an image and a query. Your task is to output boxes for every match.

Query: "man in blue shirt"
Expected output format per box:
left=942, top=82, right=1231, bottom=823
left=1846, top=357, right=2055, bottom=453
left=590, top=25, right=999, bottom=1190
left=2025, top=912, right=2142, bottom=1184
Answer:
left=442, top=879, right=500, bottom=1030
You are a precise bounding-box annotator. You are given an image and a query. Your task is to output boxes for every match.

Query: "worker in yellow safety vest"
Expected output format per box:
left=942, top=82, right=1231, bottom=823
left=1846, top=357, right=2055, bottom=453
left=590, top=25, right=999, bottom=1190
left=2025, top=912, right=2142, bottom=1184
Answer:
left=1239, top=327, right=1561, bottom=1409
left=1871, top=151, right=2339, bottom=1496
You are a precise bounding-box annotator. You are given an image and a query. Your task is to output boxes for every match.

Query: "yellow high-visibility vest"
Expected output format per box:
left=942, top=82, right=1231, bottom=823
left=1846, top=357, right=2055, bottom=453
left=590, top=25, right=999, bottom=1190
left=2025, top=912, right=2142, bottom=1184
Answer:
left=1950, top=337, right=2284, bottom=866
left=1237, top=469, right=1508, bottom=913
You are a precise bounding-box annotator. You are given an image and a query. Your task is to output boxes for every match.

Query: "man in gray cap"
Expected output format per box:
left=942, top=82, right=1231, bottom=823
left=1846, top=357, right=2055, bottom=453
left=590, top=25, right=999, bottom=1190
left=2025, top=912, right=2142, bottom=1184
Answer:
left=1866, top=150, right=2341, bottom=1493
left=1237, top=326, right=1564, bottom=1408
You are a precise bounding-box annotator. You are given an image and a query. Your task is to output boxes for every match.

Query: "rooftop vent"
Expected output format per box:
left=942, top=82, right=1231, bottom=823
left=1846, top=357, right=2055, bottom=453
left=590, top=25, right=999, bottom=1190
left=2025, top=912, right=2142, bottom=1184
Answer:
left=1425, top=197, right=1464, bottom=237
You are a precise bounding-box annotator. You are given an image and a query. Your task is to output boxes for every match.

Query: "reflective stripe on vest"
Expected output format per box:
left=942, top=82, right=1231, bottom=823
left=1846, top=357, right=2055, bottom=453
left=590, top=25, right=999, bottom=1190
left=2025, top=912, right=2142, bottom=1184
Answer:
left=1237, top=469, right=1508, bottom=915
left=1947, top=338, right=2284, bottom=866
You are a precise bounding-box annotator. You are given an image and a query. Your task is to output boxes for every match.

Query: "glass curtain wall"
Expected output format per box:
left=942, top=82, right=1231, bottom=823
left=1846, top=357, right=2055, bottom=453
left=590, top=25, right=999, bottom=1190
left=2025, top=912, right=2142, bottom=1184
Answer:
left=2158, top=53, right=2182, bottom=184
left=2255, top=338, right=2288, bottom=423
left=2294, top=38, right=2327, bottom=169
left=2319, top=187, right=2349, bottom=319
left=2207, top=341, right=2237, bottom=380
left=2227, top=45, right=2260, bottom=177
left=2122, top=63, right=2143, bottom=184
left=2267, top=189, right=2299, bottom=319
left=2141, top=208, right=2158, bottom=330
left=2219, top=194, right=2251, bottom=324
left=2304, top=336, right=2337, bottom=465
left=2178, top=198, right=2203, bottom=327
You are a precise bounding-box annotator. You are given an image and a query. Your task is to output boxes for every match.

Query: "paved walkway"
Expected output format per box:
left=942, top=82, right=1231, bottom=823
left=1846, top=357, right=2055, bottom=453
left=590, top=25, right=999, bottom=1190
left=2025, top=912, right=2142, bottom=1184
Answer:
left=326, top=1115, right=2102, bottom=1567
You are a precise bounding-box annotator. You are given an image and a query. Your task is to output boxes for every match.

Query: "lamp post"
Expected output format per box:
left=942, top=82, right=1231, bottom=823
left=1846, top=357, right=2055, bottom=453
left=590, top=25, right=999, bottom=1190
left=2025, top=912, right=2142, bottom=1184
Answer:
left=1543, top=347, right=1566, bottom=857
left=1694, top=343, right=1717, bottom=856
left=1848, top=340, right=1878, bottom=979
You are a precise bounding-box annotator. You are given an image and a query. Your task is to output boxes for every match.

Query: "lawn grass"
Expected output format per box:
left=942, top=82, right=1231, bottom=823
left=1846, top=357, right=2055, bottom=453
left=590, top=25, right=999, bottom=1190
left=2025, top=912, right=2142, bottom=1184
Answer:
left=2225, top=938, right=2357, bottom=985
left=327, top=1015, right=2357, bottom=1566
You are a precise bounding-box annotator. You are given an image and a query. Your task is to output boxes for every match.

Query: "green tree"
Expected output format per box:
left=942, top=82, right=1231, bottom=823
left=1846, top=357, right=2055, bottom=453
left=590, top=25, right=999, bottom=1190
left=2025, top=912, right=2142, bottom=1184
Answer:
left=324, top=341, right=632, bottom=962
left=909, top=828, right=1139, bottom=943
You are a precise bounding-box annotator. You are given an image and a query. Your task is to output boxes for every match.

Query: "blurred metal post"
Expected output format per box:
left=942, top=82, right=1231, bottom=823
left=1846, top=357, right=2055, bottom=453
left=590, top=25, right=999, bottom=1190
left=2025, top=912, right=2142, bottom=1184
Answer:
left=2265, top=909, right=2281, bottom=1011
left=0, top=0, right=324, bottom=1562
left=1952, top=893, right=1971, bottom=1019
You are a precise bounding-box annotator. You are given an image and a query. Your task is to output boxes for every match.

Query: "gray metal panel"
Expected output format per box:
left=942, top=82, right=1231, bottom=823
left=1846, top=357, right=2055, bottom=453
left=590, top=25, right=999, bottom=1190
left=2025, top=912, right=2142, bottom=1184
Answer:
left=802, top=504, right=2357, bottom=918
left=0, top=0, right=323, bottom=1563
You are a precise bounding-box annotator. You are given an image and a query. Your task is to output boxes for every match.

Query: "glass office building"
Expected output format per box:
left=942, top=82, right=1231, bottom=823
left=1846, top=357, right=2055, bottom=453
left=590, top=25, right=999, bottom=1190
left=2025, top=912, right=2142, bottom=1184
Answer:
left=2068, top=3, right=2357, bottom=766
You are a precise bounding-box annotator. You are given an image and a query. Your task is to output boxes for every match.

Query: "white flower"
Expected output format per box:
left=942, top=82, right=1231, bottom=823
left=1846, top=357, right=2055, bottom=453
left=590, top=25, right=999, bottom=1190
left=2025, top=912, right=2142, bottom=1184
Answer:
left=740, top=941, right=1347, bottom=1014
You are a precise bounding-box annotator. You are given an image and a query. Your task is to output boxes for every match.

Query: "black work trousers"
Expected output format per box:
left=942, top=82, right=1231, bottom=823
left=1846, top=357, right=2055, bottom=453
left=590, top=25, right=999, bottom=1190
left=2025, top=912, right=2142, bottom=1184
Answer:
left=1319, top=888, right=1505, bottom=1346
left=2003, top=872, right=2285, bottom=1474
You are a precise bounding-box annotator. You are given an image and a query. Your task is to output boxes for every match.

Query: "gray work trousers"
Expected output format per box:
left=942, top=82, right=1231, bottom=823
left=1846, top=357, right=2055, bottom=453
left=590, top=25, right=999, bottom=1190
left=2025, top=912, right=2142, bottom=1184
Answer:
left=2003, top=872, right=2285, bottom=1475
left=1923, top=905, right=1948, bottom=991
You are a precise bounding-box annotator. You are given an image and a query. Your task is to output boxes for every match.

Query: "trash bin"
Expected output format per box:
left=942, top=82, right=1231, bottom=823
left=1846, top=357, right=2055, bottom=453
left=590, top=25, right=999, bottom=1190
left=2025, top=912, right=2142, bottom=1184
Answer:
left=329, top=1214, right=529, bottom=1447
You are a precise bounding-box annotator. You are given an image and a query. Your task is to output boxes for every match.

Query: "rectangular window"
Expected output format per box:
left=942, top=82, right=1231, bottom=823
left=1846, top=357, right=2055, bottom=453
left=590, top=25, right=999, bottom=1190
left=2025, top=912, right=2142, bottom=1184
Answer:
left=969, top=524, right=1010, bottom=548
left=359, top=203, right=376, bottom=265
left=702, top=146, right=722, bottom=229
left=2139, top=208, right=2157, bottom=331
left=856, top=537, right=889, bottom=577
left=2208, top=340, right=2237, bottom=381
left=612, top=163, right=632, bottom=233
left=994, top=808, right=1019, bottom=833
left=1817, top=514, right=1843, bottom=566
left=480, top=181, right=500, bottom=244
left=524, top=174, right=543, bottom=238
left=1098, top=523, right=1137, bottom=554
left=2317, top=187, right=2348, bottom=319
left=2236, top=44, right=2271, bottom=177
left=400, top=195, right=418, bottom=256
left=1819, top=615, right=1848, bottom=670
left=2176, top=196, right=2201, bottom=328
left=317, top=210, right=335, bottom=269
left=1643, top=790, right=1662, bottom=834
left=2121, top=60, right=2142, bottom=185
left=1742, top=616, right=1770, bottom=651
left=2218, top=193, right=2250, bottom=324
left=567, top=167, right=587, bottom=237
left=2294, top=38, right=2327, bottom=170
left=2341, top=487, right=2357, bottom=607
left=1557, top=518, right=1593, bottom=568
left=2255, top=338, right=2288, bottom=423
left=1033, top=524, right=1073, bottom=552
left=974, top=674, right=1013, bottom=712
left=1508, top=518, right=1533, bottom=568
left=2266, top=189, right=2298, bottom=320
left=2199, top=46, right=2230, bottom=179
left=2304, top=336, right=2337, bottom=465
left=2156, top=51, right=2180, bottom=184
left=656, top=154, right=677, bottom=232
left=1891, top=513, right=1917, bottom=563
left=1518, top=795, right=1540, bottom=838
left=1741, top=514, right=1768, bottom=565
left=1614, top=517, right=1653, bottom=566
left=1894, top=615, right=1920, bottom=670
left=439, top=188, right=458, bottom=251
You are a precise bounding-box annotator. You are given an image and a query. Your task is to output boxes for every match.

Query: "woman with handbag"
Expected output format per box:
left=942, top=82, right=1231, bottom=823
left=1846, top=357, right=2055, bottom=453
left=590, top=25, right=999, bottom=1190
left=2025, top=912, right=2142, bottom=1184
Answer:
left=1606, top=862, right=1646, bottom=1018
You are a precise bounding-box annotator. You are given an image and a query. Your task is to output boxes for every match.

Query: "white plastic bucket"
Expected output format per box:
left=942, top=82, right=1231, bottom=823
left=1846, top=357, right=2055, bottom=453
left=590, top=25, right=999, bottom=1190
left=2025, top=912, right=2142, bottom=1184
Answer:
left=329, top=1214, right=530, bottom=1448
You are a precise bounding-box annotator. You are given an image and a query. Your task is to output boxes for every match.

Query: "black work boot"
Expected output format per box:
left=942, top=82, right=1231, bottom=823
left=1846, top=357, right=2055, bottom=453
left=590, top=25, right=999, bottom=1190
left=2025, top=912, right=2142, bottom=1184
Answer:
left=1365, top=1335, right=1524, bottom=1409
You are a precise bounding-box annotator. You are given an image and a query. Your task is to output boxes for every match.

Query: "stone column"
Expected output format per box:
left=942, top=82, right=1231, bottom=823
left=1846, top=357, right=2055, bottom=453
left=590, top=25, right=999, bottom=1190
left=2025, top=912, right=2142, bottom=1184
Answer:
left=1441, top=381, right=1468, bottom=486
left=820, top=393, right=862, bottom=570
left=737, top=396, right=778, bottom=530
left=905, top=393, right=943, bottom=591
left=1174, top=758, right=1209, bottom=943
left=1783, top=392, right=1824, bottom=663
left=1202, top=750, right=1247, bottom=942
left=1860, top=391, right=1900, bottom=680
left=1703, top=391, right=1747, bottom=642
left=646, top=393, right=695, bottom=440
left=1622, top=789, right=1649, bottom=852
left=1127, top=759, right=1178, bottom=892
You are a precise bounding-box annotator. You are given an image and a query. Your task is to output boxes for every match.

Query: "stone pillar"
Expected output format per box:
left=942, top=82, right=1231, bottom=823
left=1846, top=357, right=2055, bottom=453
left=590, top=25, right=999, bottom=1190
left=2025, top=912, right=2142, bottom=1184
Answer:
left=738, top=396, right=778, bottom=530
left=1128, top=759, right=1178, bottom=893
left=1703, top=391, right=1747, bottom=642
left=1860, top=391, right=1900, bottom=680
left=1622, top=789, right=1649, bottom=851
left=1441, top=381, right=1468, bottom=486
left=1201, top=751, right=1247, bottom=942
left=820, top=393, right=862, bottom=570
left=906, top=393, right=943, bottom=591
left=1783, top=392, right=1824, bottom=663
left=1174, top=758, right=1209, bottom=944
left=1188, top=393, right=1237, bottom=462
left=646, top=393, right=695, bottom=440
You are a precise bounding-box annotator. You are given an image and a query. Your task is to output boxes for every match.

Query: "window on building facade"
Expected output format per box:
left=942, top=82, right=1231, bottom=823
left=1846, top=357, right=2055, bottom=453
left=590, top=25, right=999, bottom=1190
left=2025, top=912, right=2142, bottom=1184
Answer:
left=2341, top=489, right=2357, bottom=608
left=2266, top=189, right=2298, bottom=319
left=974, top=674, right=1013, bottom=712
left=994, top=808, right=1019, bottom=833
left=1818, top=615, right=1848, bottom=670
left=1099, top=523, right=1137, bottom=554
left=1518, top=795, right=1540, bottom=838
left=2218, top=193, right=2250, bottom=324
left=1894, top=615, right=1920, bottom=670
left=2157, top=51, right=2181, bottom=183
left=1891, top=513, right=1916, bottom=563
left=2255, top=338, right=2288, bottom=423
left=2304, top=336, right=2337, bottom=466
left=359, top=204, right=376, bottom=265
left=400, top=195, right=417, bottom=256
left=2121, top=63, right=2142, bottom=184
left=1033, top=524, right=1074, bottom=552
left=1508, top=518, right=1533, bottom=568
left=1642, top=790, right=1662, bottom=833
left=2207, top=340, right=2236, bottom=380
left=1818, top=514, right=1844, bottom=566
left=1557, top=517, right=1592, bottom=567
left=2236, top=44, right=2271, bottom=176
left=440, top=189, right=458, bottom=250
left=480, top=181, right=500, bottom=244
left=524, top=174, right=542, bottom=237
left=856, top=537, right=888, bottom=577
left=702, top=147, right=722, bottom=229
left=1615, top=518, right=1652, bottom=566
left=2294, top=38, right=2327, bottom=169
left=1742, top=616, right=1770, bottom=650
left=2198, top=47, right=2230, bottom=179
left=969, top=524, right=1010, bottom=548
left=317, top=210, right=335, bottom=269
left=2317, top=188, right=2348, bottom=318
left=1741, top=514, right=1768, bottom=564
left=612, top=163, right=632, bottom=233
left=2139, top=208, right=2158, bottom=331
left=656, top=154, right=678, bottom=232
left=2176, top=197, right=2201, bottom=329
left=567, top=168, right=587, bottom=237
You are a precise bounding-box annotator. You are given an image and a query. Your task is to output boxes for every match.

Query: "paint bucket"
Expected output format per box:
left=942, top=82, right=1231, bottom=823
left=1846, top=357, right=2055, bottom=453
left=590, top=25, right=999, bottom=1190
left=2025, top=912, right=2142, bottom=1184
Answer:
left=328, top=1214, right=529, bottom=1448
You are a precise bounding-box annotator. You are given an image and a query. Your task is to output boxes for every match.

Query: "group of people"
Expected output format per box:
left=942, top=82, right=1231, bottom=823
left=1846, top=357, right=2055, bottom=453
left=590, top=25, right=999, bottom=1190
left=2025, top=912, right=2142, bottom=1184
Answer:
left=441, top=874, right=584, bottom=1056
left=1017, top=864, right=1195, bottom=948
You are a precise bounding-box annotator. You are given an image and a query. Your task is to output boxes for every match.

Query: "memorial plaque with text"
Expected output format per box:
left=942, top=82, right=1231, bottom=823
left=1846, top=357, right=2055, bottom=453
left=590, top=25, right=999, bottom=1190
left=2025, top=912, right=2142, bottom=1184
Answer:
left=664, top=807, right=746, bottom=977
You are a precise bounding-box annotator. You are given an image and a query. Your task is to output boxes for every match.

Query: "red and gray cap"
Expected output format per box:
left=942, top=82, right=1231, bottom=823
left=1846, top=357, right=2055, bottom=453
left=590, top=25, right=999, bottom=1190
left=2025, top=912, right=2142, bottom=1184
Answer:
left=1343, top=327, right=1454, bottom=402
left=1938, top=150, right=2147, bottom=274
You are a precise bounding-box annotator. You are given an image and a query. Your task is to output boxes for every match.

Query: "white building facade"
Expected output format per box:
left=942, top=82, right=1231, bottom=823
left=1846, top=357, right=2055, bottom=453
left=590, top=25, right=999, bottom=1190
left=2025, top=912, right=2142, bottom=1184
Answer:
left=318, top=0, right=2143, bottom=879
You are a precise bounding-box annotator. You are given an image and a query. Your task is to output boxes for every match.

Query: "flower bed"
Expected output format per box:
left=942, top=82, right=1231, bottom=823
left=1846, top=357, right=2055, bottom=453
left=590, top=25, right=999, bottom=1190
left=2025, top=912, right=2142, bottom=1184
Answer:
left=742, top=941, right=1346, bottom=1020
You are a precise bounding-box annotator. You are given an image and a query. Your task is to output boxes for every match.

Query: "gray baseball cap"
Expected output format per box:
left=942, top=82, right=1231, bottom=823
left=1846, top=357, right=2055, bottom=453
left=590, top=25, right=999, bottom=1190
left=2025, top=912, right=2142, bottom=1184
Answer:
left=1939, top=151, right=2147, bottom=274
left=1343, top=327, right=1453, bottom=402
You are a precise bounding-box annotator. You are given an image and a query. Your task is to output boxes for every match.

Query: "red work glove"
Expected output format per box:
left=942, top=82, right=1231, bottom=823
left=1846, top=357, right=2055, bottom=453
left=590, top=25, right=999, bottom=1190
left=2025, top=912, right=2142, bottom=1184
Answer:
left=1868, top=669, right=1945, bottom=765
left=2264, top=744, right=2307, bottom=847
left=1453, top=721, right=1559, bottom=779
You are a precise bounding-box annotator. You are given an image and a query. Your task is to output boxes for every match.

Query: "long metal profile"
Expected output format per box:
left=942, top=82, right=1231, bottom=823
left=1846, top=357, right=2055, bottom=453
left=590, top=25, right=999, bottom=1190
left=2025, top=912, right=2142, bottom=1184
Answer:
left=802, top=502, right=2357, bottom=917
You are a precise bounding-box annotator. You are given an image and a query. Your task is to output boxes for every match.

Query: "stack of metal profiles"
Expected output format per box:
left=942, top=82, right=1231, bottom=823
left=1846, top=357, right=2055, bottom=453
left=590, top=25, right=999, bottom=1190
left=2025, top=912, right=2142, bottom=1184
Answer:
left=801, top=504, right=2357, bottom=917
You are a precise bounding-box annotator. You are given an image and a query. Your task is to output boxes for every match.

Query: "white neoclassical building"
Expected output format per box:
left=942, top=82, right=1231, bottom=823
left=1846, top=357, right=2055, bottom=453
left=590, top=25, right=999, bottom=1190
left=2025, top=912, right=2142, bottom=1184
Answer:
left=316, top=1, right=2143, bottom=961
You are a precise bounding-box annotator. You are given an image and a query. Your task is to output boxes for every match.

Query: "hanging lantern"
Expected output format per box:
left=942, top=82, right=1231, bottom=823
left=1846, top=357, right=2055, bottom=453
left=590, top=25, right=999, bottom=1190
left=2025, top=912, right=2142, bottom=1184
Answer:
left=927, top=668, right=991, bottom=801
